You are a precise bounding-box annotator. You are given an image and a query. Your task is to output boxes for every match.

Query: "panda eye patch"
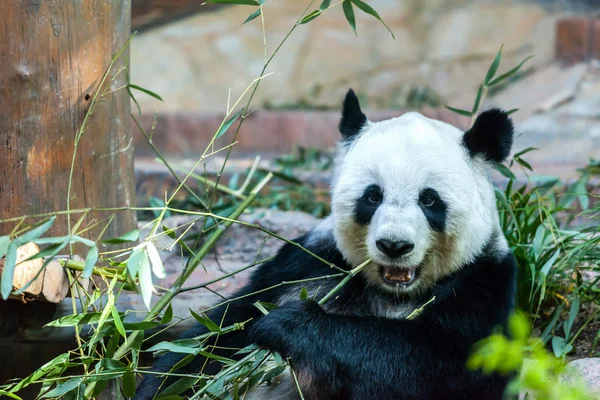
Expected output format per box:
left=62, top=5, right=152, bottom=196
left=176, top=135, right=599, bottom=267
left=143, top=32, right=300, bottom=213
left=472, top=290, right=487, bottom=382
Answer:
left=354, top=184, right=383, bottom=225
left=366, top=186, right=383, bottom=205
left=418, top=188, right=447, bottom=232
left=419, top=189, right=438, bottom=207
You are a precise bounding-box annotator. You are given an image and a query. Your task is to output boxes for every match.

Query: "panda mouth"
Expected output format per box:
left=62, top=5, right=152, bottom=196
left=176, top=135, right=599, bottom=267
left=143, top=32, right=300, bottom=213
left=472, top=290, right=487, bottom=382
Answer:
left=381, top=266, right=417, bottom=287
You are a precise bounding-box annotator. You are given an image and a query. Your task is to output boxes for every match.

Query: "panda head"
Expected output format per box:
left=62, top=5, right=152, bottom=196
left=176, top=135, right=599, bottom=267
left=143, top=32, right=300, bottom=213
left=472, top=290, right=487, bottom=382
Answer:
left=331, top=89, right=513, bottom=296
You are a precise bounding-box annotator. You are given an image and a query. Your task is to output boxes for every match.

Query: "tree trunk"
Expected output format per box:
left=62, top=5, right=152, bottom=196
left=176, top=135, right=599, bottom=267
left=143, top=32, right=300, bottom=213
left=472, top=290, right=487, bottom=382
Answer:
left=0, top=0, right=136, bottom=242
left=0, top=1, right=135, bottom=395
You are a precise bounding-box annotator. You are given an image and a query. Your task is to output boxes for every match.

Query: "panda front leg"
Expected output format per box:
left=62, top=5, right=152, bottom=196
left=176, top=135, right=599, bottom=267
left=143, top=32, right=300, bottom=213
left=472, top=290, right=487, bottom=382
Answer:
left=249, top=300, right=506, bottom=400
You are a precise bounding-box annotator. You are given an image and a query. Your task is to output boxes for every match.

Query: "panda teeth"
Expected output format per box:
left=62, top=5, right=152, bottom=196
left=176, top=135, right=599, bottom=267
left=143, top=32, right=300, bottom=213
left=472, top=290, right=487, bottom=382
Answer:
left=382, top=266, right=415, bottom=285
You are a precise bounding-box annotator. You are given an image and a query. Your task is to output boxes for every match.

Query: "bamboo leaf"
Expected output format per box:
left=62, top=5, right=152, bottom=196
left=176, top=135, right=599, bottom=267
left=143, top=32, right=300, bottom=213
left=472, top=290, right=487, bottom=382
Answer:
left=190, top=310, right=222, bottom=333
left=103, top=229, right=140, bottom=245
left=319, top=0, right=331, bottom=10
left=216, top=109, right=244, bottom=139
left=126, top=247, right=146, bottom=277
left=494, top=164, right=516, bottom=180
left=127, top=84, right=164, bottom=102
left=342, top=0, right=356, bottom=35
left=111, top=305, right=127, bottom=338
left=17, top=217, right=56, bottom=244
left=1, top=242, right=18, bottom=300
left=0, top=390, right=23, bottom=400
left=350, top=0, right=394, bottom=38
left=146, top=341, right=198, bottom=354
left=82, top=245, right=99, bottom=278
left=445, top=106, right=472, bottom=117
left=484, top=45, right=503, bottom=85
left=513, top=147, right=538, bottom=158
left=299, top=287, right=308, bottom=300
left=489, top=55, right=533, bottom=86
left=0, top=236, right=10, bottom=259
left=506, top=108, right=519, bottom=116
left=40, top=377, right=82, bottom=398
left=243, top=7, right=262, bottom=24
left=161, top=303, right=174, bottom=324
left=299, top=10, right=321, bottom=24
left=122, top=372, right=137, bottom=398
left=146, top=242, right=166, bottom=279
left=137, top=252, right=154, bottom=310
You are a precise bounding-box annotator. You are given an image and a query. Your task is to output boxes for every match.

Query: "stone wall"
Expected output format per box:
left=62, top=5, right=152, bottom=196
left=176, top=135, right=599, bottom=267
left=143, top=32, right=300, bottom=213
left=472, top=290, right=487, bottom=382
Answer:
left=130, top=0, right=559, bottom=113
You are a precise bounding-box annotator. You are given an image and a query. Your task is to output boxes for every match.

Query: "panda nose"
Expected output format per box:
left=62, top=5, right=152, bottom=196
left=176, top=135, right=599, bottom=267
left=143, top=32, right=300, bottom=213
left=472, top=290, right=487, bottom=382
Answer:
left=376, top=239, right=415, bottom=258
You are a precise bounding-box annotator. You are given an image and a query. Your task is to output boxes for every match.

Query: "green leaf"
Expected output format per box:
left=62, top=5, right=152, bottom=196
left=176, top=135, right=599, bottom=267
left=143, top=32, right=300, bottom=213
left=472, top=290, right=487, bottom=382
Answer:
left=506, top=108, right=519, bottom=116
left=350, top=0, right=394, bottom=39
left=0, top=390, right=23, bottom=400
left=111, top=305, right=126, bottom=337
left=190, top=310, right=222, bottom=333
left=445, top=106, right=472, bottom=117
left=299, top=287, right=308, bottom=301
left=161, top=303, right=174, bottom=324
left=41, top=377, right=82, bottom=398
left=472, top=84, right=483, bottom=114
left=243, top=7, right=262, bottom=24
left=126, top=247, right=146, bottom=277
left=299, top=10, right=321, bottom=24
left=494, top=164, right=516, bottom=180
left=342, top=0, right=356, bottom=35
left=122, top=321, right=160, bottom=331
left=484, top=45, right=503, bottom=85
left=513, top=147, right=538, bottom=158
left=0, top=236, right=10, bottom=259
left=45, top=312, right=103, bottom=327
left=127, top=84, right=163, bottom=102
left=488, top=55, right=533, bottom=86
left=215, top=109, right=244, bottom=139
left=122, top=371, right=137, bottom=398
left=564, top=297, right=580, bottom=338
left=207, top=0, right=259, bottom=4
left=103, top=229, right=140, bottom=244
left=69, top=235, right=96, bottom=248
left=551, top=335, right=572, bottom=358
left=1, top=242, right=18, bottom=300
left=319, top=0, right=331, bottom=10
left=137, top=251, right=154, bottom=310
left=17, top=217, right=56, bottom=244
left=82, top=245, right=99, bottom=278
left=573, top=176, right=590, bottom=210
left=146, top=341, right=198, bottom=354
left=253, top=301, right=270, bottom=315
left=514, top=156, right=533, bottom=171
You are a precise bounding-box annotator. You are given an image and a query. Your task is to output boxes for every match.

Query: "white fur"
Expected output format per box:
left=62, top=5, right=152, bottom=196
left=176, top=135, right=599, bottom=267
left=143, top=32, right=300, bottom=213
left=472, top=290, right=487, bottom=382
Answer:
left=331, top=112, right=507, bottom=295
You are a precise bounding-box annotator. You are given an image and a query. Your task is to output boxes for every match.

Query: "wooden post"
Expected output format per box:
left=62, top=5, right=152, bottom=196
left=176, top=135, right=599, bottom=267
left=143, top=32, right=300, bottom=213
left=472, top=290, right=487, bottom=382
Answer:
left=0, top=1, right=135, bottom=395
left=0, top=0, right=136, bottom=242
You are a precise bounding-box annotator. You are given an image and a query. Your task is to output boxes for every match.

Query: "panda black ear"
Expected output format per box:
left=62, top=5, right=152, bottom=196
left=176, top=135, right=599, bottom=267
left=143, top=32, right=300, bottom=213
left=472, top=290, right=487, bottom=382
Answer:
left=463, top=109, right=514, bottom=163
left=339, top=89, right=367, bottom=141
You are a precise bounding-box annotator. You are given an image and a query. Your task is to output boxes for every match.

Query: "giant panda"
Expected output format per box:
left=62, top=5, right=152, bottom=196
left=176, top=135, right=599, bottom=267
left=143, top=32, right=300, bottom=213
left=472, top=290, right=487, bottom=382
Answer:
left=134, top=89, right=517, bottom=400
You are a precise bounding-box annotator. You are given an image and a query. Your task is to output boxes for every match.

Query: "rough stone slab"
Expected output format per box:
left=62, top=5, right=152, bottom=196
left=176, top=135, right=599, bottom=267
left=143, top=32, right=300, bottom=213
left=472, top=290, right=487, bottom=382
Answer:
left=567, top=358, right=600, bottom=398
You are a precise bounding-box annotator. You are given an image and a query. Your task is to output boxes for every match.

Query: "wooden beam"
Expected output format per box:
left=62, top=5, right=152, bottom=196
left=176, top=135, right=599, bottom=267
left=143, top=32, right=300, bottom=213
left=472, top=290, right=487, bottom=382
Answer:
left=132, top=0, right=225, bottom=32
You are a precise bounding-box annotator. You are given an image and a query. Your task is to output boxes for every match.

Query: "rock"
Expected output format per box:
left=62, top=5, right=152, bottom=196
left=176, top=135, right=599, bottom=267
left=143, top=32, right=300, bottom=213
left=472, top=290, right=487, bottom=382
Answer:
left=130, top=1, right=552, bottom=113
left=487, top=63, right=587, bottom=122
left=567, top=358, right=600, bottom=397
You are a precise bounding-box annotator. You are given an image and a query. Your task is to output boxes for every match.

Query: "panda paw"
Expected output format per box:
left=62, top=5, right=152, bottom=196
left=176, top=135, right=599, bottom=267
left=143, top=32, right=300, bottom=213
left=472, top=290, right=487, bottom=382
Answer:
left=249, top=300, right=324, bottom=359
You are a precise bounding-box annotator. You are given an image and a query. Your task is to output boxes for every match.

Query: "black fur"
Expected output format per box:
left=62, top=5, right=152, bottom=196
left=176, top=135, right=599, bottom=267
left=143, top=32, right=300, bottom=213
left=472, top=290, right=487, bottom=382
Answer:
left=354, top=184, right=383, bottom=225
left=135, top=231, right=517, bottom=400
left=339, top=89, right=367, bottom=141
left=463, top=109, right=514, bottom=163
left=419, top=188, right=447, bottom=232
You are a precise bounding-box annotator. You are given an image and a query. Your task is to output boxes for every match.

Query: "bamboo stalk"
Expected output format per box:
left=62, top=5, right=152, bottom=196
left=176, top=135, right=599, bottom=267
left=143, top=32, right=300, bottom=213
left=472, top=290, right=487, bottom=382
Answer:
left=113, top=173, right=272, bottom=361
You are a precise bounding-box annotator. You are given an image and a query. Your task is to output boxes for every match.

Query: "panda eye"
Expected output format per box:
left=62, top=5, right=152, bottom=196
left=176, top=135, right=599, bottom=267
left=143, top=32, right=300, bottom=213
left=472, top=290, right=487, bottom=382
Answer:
left=419, top=189, right=438, bottom=207
left=366, top=186, right=383, bottom=205
left=422, top=197, right=435, bottom=207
